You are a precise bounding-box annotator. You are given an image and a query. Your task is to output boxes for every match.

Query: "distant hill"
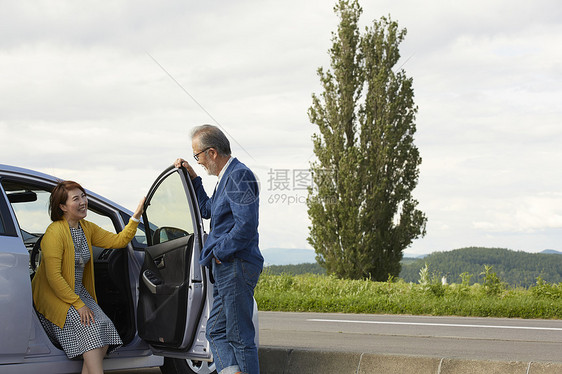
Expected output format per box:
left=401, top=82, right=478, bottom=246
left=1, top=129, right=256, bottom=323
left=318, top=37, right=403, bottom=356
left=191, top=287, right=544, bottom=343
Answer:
left=261, top=248, right=316, bottom=265
left=401, top=257, right=419, bottom=266
left=264, top=262, right=326, bottom=276
left=261, top=247, right=562, bottom=287
left=541, top=249, right=562, bottom=255
left=400, top=247, right=562, bottom=288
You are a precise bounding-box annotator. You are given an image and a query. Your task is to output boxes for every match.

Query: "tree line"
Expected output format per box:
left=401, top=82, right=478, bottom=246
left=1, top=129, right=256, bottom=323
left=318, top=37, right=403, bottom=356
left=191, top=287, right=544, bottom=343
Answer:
left=264, top=247, right=562, bottom=288
left=400, top=247, right=562, bottom=288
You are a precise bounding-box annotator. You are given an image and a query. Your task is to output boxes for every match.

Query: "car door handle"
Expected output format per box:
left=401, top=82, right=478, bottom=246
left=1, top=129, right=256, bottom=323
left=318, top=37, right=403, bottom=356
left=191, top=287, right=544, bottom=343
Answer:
left=154, top=257, right=165, bottom=269
left=142, top=270, right=162, bottom=294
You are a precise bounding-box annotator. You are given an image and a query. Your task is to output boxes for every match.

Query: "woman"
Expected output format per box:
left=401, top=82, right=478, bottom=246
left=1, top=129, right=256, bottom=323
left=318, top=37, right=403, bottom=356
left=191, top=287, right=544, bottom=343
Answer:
left=31, top=180, right=145, bottom=374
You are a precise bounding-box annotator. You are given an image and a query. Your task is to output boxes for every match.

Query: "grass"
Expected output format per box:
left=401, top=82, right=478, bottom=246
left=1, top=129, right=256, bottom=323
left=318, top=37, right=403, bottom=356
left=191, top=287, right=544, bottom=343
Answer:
left=254, top=273, right=562, bottom=319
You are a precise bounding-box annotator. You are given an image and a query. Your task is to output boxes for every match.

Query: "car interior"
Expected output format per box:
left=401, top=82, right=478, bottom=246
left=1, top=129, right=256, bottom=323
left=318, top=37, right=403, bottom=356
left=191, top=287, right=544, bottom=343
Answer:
left=1, top=179, right=139, bottom=347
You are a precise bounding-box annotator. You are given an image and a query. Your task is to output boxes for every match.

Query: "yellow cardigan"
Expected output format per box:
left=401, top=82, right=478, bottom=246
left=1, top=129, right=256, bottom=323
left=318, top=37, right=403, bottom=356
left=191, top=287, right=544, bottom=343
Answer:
left=32, top=218, right=139, bottom=328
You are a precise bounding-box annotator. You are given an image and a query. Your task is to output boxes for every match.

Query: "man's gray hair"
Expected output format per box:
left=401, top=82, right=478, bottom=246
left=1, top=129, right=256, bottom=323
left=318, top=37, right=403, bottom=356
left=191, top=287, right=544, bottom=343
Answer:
left=191, top=124, right=232, bottom=157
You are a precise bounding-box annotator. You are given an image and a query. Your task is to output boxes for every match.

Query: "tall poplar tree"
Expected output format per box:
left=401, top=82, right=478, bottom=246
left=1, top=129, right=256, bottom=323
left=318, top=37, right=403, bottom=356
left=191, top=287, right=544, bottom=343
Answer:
left=307, top=0, right=427, bottom=281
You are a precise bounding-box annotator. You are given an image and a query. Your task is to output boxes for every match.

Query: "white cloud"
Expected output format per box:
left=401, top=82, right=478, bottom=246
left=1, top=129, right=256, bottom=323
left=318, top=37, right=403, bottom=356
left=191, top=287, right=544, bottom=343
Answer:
left=1, top=0, right=562, bottom=256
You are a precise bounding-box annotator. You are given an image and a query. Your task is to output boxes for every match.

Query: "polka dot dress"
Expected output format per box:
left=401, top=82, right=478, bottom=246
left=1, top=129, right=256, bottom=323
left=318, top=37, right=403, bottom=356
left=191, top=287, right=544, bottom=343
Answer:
left=37, top=223, right=123, bottom=359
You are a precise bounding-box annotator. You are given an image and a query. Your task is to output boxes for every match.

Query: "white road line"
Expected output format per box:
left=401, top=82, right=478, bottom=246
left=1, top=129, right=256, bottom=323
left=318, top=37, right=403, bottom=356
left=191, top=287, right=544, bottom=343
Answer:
left=307, top=319, right=562, bottom=331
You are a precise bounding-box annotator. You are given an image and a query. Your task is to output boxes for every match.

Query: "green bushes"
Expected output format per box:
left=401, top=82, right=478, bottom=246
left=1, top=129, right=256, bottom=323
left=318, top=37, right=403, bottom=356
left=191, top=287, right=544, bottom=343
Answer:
left=255, top=270, right=562, bottom=319
left=531, top=276, right=562, bottom=299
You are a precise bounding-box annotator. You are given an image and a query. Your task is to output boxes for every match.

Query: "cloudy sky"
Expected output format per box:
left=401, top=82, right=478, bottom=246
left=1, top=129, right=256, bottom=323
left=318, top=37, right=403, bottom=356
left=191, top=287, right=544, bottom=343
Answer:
left=1, top=0, right=561, bottom=257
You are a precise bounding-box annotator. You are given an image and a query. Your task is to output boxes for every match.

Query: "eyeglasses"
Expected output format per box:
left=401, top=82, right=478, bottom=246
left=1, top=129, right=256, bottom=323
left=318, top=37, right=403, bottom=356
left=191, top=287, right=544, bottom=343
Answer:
left=193, top=147, right=211, bottom=161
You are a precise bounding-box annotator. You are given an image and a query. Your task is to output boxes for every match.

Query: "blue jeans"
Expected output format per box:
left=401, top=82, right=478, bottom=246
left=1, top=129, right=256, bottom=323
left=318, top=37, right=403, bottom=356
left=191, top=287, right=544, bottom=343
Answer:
left=208, top=258, right=261, bottom=374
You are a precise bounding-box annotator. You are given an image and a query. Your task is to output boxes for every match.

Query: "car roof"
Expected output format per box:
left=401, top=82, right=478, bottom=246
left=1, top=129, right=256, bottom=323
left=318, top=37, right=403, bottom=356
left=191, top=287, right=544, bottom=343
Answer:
left=0, top=164, right=58, bottom=182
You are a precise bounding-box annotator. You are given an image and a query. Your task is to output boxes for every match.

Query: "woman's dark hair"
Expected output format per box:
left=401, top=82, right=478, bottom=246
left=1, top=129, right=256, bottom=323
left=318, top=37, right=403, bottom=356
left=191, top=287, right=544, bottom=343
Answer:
left=49, top=180, right=86, bottom=222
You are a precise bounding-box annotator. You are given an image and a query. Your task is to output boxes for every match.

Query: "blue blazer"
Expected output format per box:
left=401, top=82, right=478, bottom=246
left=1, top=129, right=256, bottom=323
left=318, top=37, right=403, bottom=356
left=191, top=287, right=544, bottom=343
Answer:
left=192, top=158, right=264, bottom=269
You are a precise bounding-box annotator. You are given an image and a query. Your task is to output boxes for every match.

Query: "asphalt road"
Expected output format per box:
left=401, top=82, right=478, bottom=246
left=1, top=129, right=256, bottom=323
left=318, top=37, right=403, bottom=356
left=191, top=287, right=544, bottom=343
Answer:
left=114, top=311, right=562, bottom=373
left=258, top=311, right=562, bottom=363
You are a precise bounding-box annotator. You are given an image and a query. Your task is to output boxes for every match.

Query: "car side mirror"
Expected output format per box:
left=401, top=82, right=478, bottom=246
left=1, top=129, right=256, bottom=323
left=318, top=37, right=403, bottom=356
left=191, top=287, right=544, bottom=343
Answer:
left=152, top=226, right=189, bottom=245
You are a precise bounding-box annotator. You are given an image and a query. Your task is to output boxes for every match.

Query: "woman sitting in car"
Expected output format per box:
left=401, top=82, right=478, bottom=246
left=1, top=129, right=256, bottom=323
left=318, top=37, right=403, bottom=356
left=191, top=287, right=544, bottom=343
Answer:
left=31, top=180, right=144, bottom=374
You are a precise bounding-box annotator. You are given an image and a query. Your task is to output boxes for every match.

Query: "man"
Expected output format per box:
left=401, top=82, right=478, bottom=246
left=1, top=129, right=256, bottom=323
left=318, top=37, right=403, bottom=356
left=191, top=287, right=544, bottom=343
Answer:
left=174, top=124, right=263, bottom=374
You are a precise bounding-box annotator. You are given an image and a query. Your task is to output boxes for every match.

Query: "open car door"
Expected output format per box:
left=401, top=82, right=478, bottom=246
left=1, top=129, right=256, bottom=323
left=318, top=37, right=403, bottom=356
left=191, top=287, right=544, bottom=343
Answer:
left=137, top=166, right=210, bottom=359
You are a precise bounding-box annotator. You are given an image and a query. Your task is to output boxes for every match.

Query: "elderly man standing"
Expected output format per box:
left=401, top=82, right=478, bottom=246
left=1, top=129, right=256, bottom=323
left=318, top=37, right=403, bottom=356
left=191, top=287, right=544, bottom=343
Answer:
left=174, top=124, right=263, bottom=374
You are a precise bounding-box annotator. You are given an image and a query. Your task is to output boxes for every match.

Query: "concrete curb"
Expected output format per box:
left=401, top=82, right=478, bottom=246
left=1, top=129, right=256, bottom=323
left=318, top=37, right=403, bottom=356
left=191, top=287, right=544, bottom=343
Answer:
left=258, top=347, right=562, bottom=374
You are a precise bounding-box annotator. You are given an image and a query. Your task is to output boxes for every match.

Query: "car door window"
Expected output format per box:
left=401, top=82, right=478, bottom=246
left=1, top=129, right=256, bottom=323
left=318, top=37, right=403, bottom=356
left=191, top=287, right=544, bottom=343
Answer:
left=144, top=171, right=194, bottom=245
left=86, top=209, right=116, bottom=233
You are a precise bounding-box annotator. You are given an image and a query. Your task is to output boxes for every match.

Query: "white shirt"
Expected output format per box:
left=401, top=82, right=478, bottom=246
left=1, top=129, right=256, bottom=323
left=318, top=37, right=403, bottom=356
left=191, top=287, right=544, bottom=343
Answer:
left=217, top=156, right=233, bottom=186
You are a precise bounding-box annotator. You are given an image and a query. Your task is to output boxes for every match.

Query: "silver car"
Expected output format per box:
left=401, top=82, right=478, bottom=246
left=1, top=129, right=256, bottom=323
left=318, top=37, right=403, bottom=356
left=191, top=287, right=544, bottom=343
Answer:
left=0, top=164, right=258, bottom=374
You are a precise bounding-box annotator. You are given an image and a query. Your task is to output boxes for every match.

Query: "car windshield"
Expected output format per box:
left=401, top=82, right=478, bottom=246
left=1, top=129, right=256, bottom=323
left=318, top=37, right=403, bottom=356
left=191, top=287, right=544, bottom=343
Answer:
left=2, top=181, right=117, bottom=240
left=4, top=183, right=51, bottom=237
